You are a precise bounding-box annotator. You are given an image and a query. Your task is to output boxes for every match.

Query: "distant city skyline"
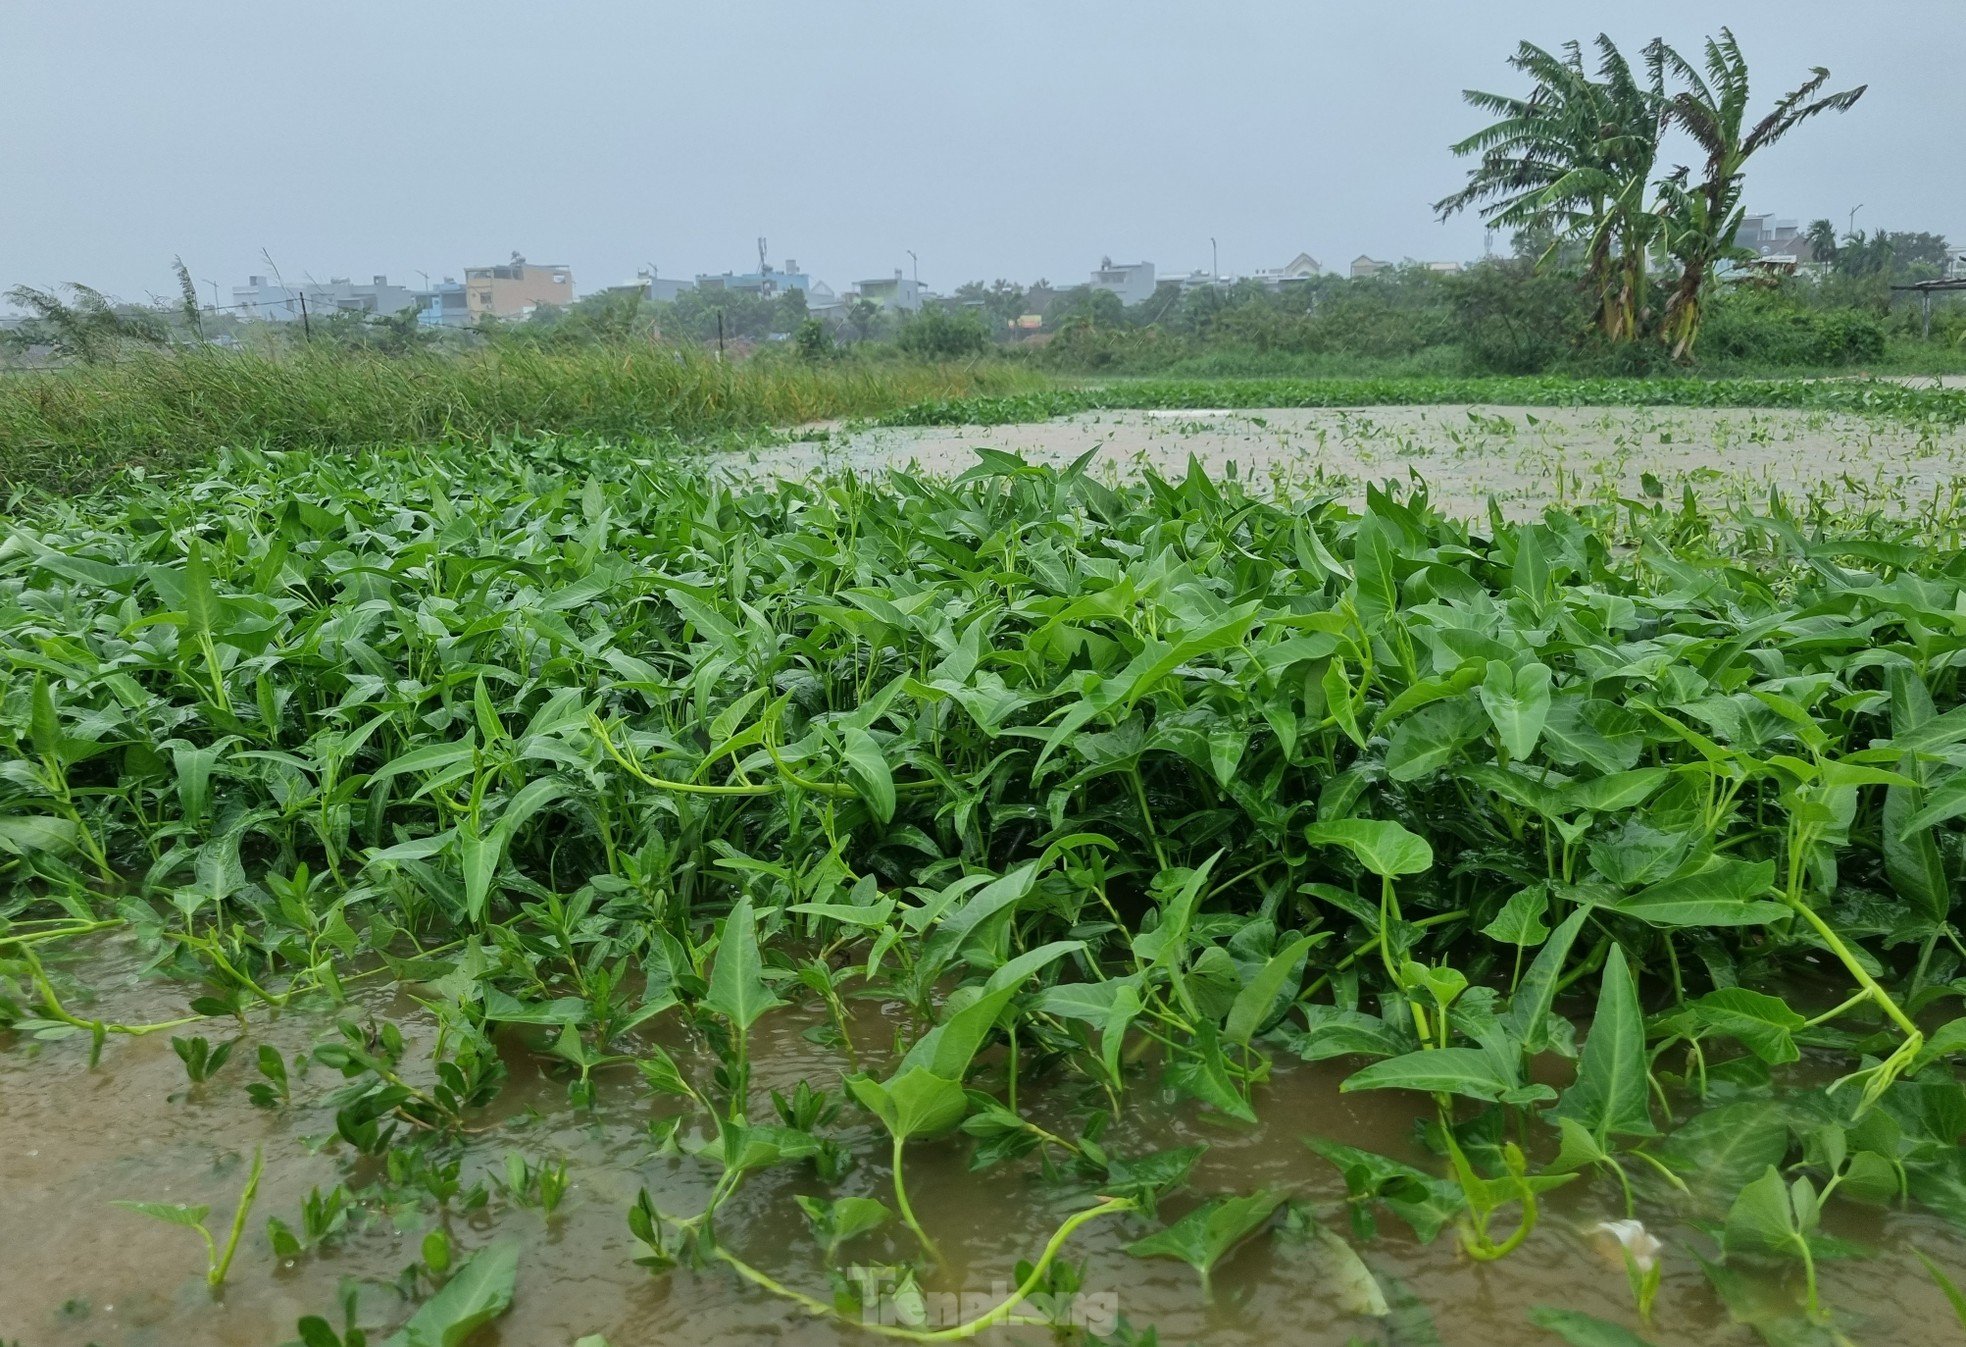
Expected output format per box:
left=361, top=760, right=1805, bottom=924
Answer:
left=5, top=1, right=1958, bottom=311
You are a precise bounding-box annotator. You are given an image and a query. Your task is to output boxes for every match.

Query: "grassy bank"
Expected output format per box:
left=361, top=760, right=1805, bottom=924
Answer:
left=10, top=349, right=1966, bottom=502
left=0, top=345, right=1045, bottom=495
left=882, top=373, right=1966, bottom=426
left=1034, top=335, right=1966, bottom=382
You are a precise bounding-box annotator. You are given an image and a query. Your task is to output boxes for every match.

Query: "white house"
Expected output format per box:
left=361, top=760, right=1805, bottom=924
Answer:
left=1251, top=253, right=1322, bottom=287
left=1090, top=257, right=1157, bottom=305
left=231, top=274, right=418, bottom=322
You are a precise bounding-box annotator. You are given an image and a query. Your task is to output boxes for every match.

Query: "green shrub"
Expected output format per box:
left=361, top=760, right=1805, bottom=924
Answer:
left=894, top=307, right=991, bottom=360
left=1444, top=260, right=1588, bottom=374
left=1700, top=292, right=1886, bottom=366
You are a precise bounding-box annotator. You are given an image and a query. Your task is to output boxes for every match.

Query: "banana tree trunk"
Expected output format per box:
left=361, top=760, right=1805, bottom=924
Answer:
left=1607, top=243, right=1646, bottom=345
left=1663, top=259, right=1707, bottom=361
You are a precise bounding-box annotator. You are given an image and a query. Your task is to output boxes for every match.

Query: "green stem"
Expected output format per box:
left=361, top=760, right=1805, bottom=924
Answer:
left=1797, top=1235, right=1822, bottom=1322
left=1005, top=1020, right=1018, bottom=1115
left=715, top=1196, right=1133, bottom=1341
left=890, top=1133, right=939, bottom=1263
left=0, top=919, right=122, bottom=947
left=1625, top=1147, right=1691, bottom=1196
left=1784, top=894, right=1921, bottom=1041
left=27, top=953, right=203, bottom=1039
left=1802, top=988, right=1872, bottom=1029
left=1378, top=876, right=1401, bottom=984
left=1130, top=768, right=1169, bottom=872
left=591, top=714, right=777, bottom=795
left=208, top=1147, right=264, bottom=1287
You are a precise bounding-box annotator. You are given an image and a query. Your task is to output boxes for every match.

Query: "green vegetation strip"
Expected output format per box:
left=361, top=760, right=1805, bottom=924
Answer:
left=880, top=374, right=1966, bottom=426
left=0, top=347, right=1043, bottom=497
left=4, top=439, right=1966, bottom=1341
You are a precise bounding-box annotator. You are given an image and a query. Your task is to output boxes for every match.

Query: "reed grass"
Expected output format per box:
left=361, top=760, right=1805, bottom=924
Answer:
left=0, top=344, right=1044, bottom=496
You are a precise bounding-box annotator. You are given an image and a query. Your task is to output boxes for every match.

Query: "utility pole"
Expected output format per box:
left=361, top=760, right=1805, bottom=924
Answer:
left=907, top=250, right=918, bottom=285
left=1211, top=237, right=1219, bottom=283
left=298, top=291, right=312, bottom=340
left=203, top=279, right=219, bottom=312
left=1849, top=203, right=1863, bottom=237
left=717, top=310, right=725, bottom=360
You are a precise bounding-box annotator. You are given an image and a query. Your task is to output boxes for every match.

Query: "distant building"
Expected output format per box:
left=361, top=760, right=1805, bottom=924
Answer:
left=1090, top=257, right=1157, bottom=305
left=1251, top=252, right=1322, bottom=287
left=1758, top=238, right=1818, bottom=267
left=1420, top=260, right=1465, bottom=274
left=647, top=270, right=696, bottom=302
left=1738, top=213, right=1802, bottom=256
left=1349, top=255, right=1392, bottom=278
left=695, top=259, right=811, bottom=298
left=463, top=254, right=573, bottom=320
left=231, top=274, right=418, bottom=322
left=607, top=269, right=696, bottom=303
left=854, top=271, right=926, bottom=312
left=804, top=280, right=846, bottom=319
left=415, top=278, right=471, bottom=328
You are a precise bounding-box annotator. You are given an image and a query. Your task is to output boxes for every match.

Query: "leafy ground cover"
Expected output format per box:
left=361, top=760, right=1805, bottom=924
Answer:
left=880, top=376, right=1966, bottom=428
left=3, top=436, right=1965, bottom=1345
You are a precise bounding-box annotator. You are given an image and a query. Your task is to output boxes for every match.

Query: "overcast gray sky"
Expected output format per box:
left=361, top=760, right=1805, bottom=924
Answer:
left=5, top=1, right=1958, bottom=305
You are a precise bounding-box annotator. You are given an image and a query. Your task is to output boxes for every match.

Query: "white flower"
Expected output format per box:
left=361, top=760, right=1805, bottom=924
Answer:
left=1592, top=1218, right=1663, bottom=1273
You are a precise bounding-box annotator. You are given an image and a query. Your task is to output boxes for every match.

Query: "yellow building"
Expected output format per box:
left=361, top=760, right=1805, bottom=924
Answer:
left=463, top=254, right=573, bottom=320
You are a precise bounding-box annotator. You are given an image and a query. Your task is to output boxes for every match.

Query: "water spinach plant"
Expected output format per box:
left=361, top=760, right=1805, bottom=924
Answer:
left=2, top=434, right=1964, bottom=1342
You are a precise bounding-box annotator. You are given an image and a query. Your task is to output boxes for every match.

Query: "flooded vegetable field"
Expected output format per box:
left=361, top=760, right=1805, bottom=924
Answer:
left=5, top=405, right=1966, bottom=1347
left=744, top=402, right=1966, bottom=521
left=10, top=937, right=1964, bottom=1347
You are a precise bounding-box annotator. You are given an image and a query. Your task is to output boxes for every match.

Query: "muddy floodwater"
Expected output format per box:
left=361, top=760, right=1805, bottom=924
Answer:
left=5, top=939, right=1963, bottom=1347
left=737, top=403, right=1966, bottom=519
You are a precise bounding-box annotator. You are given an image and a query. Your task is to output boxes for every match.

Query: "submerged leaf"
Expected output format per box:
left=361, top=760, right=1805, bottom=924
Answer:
left=1125, top=1187, right=1288, bottom=1294
left=1527, top=1307, right=1657, bottom=1347
left=383, top=1238, right=520, bottom=1347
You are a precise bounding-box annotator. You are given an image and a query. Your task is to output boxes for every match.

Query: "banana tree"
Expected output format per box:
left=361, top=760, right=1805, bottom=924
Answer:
left=1436, top=36, right=1665, bottom=344
left=1653, top=29, right=1865, bottom=358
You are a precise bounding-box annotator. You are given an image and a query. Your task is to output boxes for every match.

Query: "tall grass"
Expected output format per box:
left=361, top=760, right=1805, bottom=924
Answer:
left=0, top=344, right=1044, bottom=496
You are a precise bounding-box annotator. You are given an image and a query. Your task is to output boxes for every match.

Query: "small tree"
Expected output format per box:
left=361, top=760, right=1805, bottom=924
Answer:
left=846, top=298, right=879, bottom=342
left=793, top=317, right=835, bottom=360
left=1804, top=219, right=1839, bottom=267
left=172, top=257, right=203, bottom=341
